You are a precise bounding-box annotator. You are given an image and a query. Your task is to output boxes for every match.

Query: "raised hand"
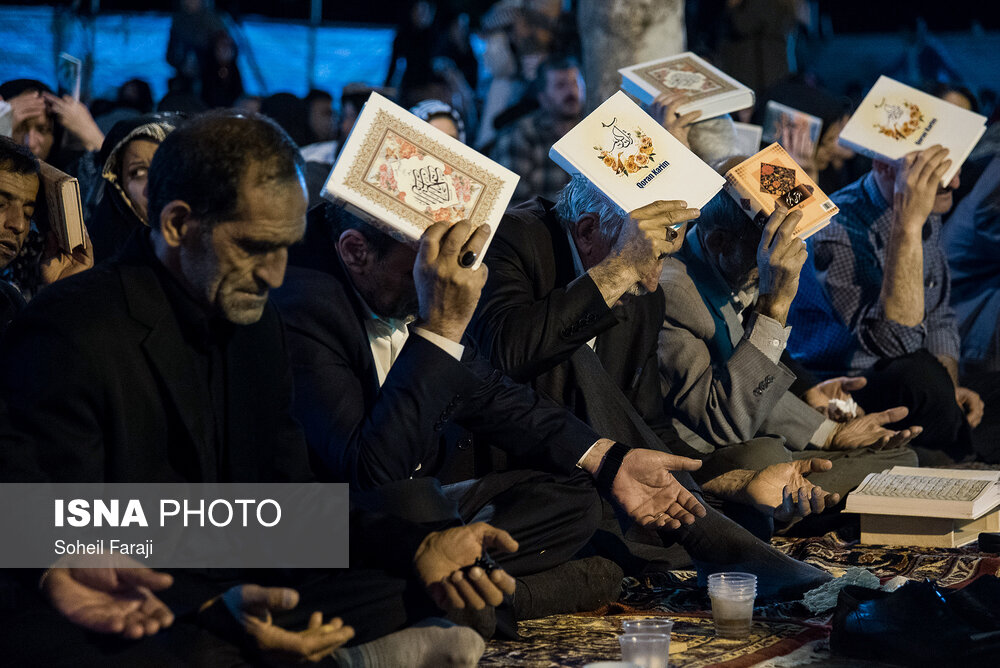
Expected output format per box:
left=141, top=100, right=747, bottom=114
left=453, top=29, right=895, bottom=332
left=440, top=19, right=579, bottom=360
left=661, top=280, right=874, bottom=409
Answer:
left=755, top=206, right=807, bottom=325
left=826, top=406, right=922, bottom=450
left=648, top=93, right=701, bottom=149
left=214, top=584, right=354, bottom=664
left=804, top=376, right=868, bottom=420
left=413, top=221, right=490, bottom=342
left=955, top=386, right=985, bottom=428
left=894, top=145, right=952, bottom=230
left=413, top=522, right=519, bottom=611
left=603, top=448, right=706, bottom=529
left=39, top=225, right=94, bottom=285
left=42, top=92, right=105, bottom=152
left=8, top=90, right=48, bottom=128
left=43, top=562, right=175, bottom=639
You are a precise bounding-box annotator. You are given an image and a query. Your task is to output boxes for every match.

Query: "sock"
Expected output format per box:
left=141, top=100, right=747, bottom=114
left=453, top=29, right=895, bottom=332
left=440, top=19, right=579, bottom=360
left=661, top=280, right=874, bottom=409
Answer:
left=332, top=618, right=485, bottom=668
left=667, top=502, right=832, bottom=599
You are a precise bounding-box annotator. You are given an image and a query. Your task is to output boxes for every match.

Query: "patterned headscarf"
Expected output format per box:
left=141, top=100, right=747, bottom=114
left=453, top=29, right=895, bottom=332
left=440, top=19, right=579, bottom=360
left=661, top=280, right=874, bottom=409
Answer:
left=101, top=118, right=178, bottom=223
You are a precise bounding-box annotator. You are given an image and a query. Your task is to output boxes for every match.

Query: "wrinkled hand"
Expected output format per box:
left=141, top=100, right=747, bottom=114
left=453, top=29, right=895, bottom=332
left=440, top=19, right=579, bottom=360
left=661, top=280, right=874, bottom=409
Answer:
left=648, top=93, right=701, bottom=149
left=894, top=145, right=952, bottom=230
left=740, top=459, right=840, bottom=522
left=43, top=92, right=104, bottom=151
left=43, top=561, right=175, bottom=639
left=414, top=220, right=490, bottom=343
left=414, top=522, right=519, bottom=611
left=804, top=376, right=867, bottom=420
left=826, top=406, right=922, bottom=450
left=218, top=584, right=354, bottom=664
left=39, top=227, right=94, bottom=285
left=608, top=448, right=706, bottom=529
left=618, top=199, right=700, bottom=268
left=956, top=386, right=985, bottom=428
left=8, top=90, right=47, bottom=127
left=755, top=206, right=807, bottom=325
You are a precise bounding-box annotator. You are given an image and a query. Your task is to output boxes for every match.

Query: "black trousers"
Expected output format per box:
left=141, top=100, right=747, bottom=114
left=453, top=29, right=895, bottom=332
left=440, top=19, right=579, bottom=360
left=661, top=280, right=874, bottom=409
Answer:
left=855, top=349, right=972, bottom=460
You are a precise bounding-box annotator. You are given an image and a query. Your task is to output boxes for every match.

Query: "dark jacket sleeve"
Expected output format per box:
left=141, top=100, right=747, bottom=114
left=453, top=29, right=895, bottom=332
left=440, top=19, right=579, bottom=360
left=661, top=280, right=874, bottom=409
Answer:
left=471, top=216, right=619, bottom=383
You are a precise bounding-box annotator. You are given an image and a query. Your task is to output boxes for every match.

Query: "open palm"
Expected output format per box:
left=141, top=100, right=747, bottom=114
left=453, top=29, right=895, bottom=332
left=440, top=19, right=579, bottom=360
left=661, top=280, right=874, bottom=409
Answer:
left=611, top=449, right=707, bottom=529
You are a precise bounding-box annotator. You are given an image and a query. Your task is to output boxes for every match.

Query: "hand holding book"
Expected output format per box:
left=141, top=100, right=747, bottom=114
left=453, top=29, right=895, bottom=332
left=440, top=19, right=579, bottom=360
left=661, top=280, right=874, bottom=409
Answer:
left=892, top=145, right=953, bottom=230
left=755, top=206, right=807, bottom=326
left=647, top=92, right=702, bottom=150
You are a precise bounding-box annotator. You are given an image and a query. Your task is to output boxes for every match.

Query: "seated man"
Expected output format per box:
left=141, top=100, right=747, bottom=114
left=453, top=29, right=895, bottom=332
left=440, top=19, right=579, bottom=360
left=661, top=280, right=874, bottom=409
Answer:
left=657, top=186, right=920, bottom=498
left=788, top=146, right=993, bottom=463
left=0, top=111, right=508, bottom=666
left=275, top=201, right=831, bottom=604
left=470, top=176, right=843, bottom=515
left=0, top=135, right=93, bottom=334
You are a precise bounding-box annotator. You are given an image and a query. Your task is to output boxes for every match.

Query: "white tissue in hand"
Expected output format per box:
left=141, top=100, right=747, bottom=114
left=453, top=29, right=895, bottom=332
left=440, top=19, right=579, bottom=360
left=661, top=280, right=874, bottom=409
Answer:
left=828, top=397, right=858, bottom=419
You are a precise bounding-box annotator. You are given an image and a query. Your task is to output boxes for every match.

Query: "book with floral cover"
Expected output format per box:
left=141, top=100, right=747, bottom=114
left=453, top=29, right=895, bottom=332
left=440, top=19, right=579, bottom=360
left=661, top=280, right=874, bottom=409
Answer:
left=549, top=91, right=725, bottom=217
left=838, top=76, right=987, bottom=186
left=723, top=143, right=839, bottom=239
left=618, top=51, right=754, bottom=121
left=321, top=92, right=518, bottom=269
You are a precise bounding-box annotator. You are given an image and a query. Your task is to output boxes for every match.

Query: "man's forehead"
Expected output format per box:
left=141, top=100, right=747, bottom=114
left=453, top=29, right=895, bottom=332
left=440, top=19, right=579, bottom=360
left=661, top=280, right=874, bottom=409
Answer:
left=0, top=169, right=40, bottom=200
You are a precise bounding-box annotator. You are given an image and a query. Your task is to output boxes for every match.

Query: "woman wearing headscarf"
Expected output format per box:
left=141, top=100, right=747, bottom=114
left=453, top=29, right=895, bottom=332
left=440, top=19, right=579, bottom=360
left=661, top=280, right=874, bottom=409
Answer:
left=409, top=99, right=466, bottom=144
left=88, top=113, right=183, bottom=263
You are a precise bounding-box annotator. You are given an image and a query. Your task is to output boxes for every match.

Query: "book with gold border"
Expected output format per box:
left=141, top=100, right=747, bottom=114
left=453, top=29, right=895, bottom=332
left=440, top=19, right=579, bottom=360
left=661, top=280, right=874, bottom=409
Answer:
left=619, top=52, right=754, bottom=121
left=322, top=92, right=518, bottom=268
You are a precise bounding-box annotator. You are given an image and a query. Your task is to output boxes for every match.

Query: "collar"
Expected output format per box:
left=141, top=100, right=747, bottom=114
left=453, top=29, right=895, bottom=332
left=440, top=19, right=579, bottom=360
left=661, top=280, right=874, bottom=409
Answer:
left=687, top=228, right=757, bottom=314
left=141, top=230, right=233, bottom=350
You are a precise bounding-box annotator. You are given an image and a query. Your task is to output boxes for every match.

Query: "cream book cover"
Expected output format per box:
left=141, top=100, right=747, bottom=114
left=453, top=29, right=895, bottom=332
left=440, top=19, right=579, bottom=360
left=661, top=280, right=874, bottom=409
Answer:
left=618, top=52, right=754, bottom=120
left=549, top=91, right=725, bottom=216
left=839, top=75, right=986, bottom=185
left=723, top=143, right=839, bottom=239
left=846, top=466, right=1000, bottom=520
left=322, top=92, right=518, bottom=268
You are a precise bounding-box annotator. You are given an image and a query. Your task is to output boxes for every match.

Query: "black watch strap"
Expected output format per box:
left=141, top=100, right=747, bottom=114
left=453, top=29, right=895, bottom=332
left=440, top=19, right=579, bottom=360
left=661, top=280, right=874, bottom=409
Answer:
left=595, top=442, right=631, bottom=493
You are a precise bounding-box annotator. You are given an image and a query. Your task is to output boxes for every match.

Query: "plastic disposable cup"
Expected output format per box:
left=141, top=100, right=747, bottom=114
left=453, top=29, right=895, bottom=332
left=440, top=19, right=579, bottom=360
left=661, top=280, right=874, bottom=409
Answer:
left=622, top=618, right=674, bottom=635
left=583, top=663, right=641, bottom=668
left=707, top=572, right=756, bottom=639
left=618, top=632, right=670, bottom=668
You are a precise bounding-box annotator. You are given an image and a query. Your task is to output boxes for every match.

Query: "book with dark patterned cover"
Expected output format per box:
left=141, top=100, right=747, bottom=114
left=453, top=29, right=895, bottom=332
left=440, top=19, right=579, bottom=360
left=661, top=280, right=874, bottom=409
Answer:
left=723, top=143, right=839, bottom=239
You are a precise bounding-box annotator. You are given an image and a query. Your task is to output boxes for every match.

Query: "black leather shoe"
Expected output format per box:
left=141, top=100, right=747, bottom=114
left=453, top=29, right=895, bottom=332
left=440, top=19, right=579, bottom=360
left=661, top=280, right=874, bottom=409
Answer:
left=831, top=579, right=1000, bottom=667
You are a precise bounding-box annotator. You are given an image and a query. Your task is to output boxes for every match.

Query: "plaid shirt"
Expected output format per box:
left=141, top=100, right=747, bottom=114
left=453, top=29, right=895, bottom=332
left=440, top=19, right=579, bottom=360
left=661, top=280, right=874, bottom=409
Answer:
left=490, top=108, right=571, bottom=203
left=787, top=172, right=961, bottom=379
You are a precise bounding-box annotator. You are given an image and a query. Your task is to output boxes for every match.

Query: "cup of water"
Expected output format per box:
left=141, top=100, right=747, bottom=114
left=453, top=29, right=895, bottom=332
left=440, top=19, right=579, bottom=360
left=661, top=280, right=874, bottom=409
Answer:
left=707, top=572, right=757, bottom=639
left=622, top=618, right=674, bottom=636
left=618, top=632, right=670, bottom=668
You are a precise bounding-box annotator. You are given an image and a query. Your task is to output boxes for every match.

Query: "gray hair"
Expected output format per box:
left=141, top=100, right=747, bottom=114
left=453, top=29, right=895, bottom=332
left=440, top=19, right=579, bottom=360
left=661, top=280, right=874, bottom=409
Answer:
left=554, top=174, right=629, bottom=242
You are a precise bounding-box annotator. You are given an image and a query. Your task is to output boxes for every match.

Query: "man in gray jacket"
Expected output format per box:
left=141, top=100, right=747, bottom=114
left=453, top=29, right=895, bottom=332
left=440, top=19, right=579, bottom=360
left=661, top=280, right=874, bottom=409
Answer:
left=658, top=188, right=919, bottom=497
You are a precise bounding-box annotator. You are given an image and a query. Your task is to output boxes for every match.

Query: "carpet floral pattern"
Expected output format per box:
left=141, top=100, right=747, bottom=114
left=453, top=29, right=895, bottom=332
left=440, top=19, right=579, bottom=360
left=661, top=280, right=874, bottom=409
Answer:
left=481, top=528, right=1000, bottom=666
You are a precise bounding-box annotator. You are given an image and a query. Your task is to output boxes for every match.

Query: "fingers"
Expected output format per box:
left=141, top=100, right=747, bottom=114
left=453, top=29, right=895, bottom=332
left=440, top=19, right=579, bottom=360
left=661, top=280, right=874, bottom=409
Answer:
left=432, top=580, right=466, bottom=610
left=659, top=454, right=703, bottom=472
left=438, top=220, right=473, bottom=261
left=490, top=567, right=517, bottom=596
left=676, top=109, right=702, bottom=127
left=840, top=376, right=867, bottom=392
left=884, top=426, right=922, bottom=449
left=461, top=223, right=491, bottom=259
left=116, top=567, right=174, bottom=591
left=630, top=199, right=690, bottom=219
left=238, top=584, right=300, bottom=613
left=418, top=221, right=451, bottom=265
left=794, top=457, right=833, bottom=474
left=449, top=570, right=487, bottom=610
left=678, top=487, right=707, bottom=518
left=465, top=566, right=506, bottom=607
left=473, top=523, right=520, bottom=554
left=868, top=405, right=909, bottom=426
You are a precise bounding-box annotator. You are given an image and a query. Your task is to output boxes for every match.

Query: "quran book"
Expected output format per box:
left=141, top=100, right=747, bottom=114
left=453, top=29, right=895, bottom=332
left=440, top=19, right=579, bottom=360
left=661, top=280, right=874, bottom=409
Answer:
left=838, top=76, right=987, bottom=186
left=762, top=100, right=822, bottom=162
left=57, top=52, right=82, bottom=101
left=846, top=467, right=1000, bottom=520
left=722, top=143, right=839, bottom=239
left=38, top=161, right=87, bottom=252
left=322, top=92, right=518, bottom=269
left=618, top=52, right=754, bottom=121
left=549, top=91, right=725, bottom=218
left=732, top=122, right=763, bottom=157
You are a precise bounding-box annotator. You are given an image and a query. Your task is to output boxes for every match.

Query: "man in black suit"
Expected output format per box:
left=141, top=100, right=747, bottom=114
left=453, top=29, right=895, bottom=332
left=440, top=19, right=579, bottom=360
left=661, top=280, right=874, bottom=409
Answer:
left=275, top=198, right=829, bottom=604
left=0, top=111, right=515, bottom=666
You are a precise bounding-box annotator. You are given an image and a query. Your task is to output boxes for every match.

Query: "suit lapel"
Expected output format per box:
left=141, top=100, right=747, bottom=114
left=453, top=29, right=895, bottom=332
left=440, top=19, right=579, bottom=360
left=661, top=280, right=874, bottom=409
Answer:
left=119, top=260, right=216, bottom=481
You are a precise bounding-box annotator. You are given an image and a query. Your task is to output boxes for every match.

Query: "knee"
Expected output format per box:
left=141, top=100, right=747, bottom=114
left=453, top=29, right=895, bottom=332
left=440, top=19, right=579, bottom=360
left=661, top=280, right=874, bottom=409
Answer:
left=880, top=350, right=955, bottom=406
